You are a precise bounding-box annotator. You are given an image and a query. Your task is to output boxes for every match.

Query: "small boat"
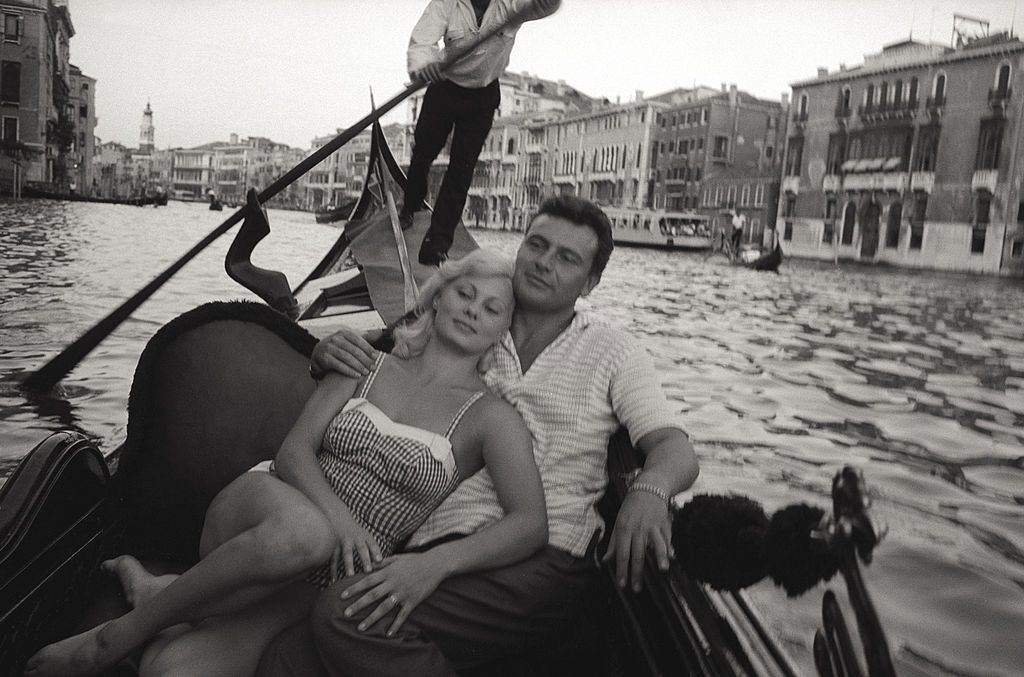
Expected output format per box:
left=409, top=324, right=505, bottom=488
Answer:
left=740, top=241, right=783, bottom=272
left=1, top=121, right=891, bottom=676
left=18, top=183, right=166, bottom=207
left=314, top=197, right=359, bottom=224
left=208, top=195, right=224, bottom=211
left=604, top=207, right=712, bottom=251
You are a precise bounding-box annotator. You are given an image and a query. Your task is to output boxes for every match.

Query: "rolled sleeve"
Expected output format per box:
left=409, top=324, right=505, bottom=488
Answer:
left=408, top=0, right=448, bottom=75
left=610, top=344, right=687, bottom=446
left=511, top=0, right=562, bottom=23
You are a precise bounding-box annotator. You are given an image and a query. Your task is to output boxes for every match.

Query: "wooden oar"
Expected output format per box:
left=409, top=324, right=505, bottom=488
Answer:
left=22, top=1, right=547, bottom=393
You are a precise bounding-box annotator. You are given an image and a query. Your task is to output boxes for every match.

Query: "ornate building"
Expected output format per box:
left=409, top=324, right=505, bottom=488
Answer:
left=779, top=23, right=1024, bottom=275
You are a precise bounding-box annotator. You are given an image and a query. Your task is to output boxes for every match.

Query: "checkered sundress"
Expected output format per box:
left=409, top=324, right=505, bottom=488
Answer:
left=306, top=353, right=484, bottom=587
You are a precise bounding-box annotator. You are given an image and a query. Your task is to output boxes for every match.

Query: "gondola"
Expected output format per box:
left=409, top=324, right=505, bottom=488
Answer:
left=0, top=121, right=892, bottom=677
left=314, top=197, right=359, bottom=224
left=744, top=241, right=783, bottom=272
left=18, top=184, right=166, bottom=207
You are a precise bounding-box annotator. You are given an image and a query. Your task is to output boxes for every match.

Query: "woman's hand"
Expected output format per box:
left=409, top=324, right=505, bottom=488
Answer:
left=339, top=551, right=449, bottom=636
left=311, top=328, right=378, bottom=379
left=327, top=513, right=383, bottom=579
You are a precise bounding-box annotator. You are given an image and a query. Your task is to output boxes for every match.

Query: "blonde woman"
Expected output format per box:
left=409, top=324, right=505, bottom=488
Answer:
left=27, top=248, right=545, bottom=677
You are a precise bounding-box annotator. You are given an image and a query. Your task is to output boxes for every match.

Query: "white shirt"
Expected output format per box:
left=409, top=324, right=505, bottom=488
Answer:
left=408, top=312, right=687, bottom=557
left=407, top=0, right=561, bottom=89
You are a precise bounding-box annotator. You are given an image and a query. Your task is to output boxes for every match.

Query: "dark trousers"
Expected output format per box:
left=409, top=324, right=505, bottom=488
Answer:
left=256, top=544, right=598, bottom=677
left=403, top=80, right=500, bottom=252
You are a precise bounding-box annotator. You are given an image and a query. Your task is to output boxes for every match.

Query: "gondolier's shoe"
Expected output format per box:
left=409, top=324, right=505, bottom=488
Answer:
left=418, top=231, right=451, bottom=267
left=398, top=210, right=415, bottom=231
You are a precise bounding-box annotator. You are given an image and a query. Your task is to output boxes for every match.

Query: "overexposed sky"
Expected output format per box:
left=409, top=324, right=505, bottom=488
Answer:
left=68, top=0, right=1019, bottom=150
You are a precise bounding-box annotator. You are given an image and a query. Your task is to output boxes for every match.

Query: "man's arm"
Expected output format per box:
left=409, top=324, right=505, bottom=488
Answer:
left=604, top=427, right=698, bottom=591
left=512, top=0, right=562, bottom=23
left=408, top=0, right=448, bottom=79
left=602, top=343, right=699, bottom=591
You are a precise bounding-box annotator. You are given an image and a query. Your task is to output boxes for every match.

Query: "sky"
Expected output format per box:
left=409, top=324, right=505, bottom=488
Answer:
left=67, top=0, right=1020, bottom=150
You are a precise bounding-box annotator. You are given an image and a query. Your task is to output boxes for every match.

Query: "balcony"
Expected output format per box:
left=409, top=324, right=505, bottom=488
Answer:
left=834, top=105, right=852, bottom=120
left=822, top=174, right=841, bottom=192
left=925, top=95, right=945, bottom=119
left=971, top=169, right=998, bottom=194
left=857, top=99, right=918, bottom=123
left=910, top=172, right=935, bottom=194
left=989, top=87, right=1011, bottom=114
left=782, top=176, right=800, bottom=194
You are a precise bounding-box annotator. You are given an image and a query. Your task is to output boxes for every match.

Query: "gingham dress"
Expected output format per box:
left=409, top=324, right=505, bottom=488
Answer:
left=306, top=353, right=484, bottom=587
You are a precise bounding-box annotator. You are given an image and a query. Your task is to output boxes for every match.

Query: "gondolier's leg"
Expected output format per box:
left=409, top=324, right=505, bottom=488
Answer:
left=256, top=545, right=597, bottom=677
left=418, top=81, right=500, bottom=266
left=401, top=83, right=458, bottom=228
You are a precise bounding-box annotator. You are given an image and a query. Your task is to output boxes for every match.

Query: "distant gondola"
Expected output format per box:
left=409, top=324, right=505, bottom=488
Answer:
left=314, top=197, right=359, bottom=224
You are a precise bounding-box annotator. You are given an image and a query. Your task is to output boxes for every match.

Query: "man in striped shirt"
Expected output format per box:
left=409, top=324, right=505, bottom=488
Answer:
left=260, top=196, right=699, bottom=676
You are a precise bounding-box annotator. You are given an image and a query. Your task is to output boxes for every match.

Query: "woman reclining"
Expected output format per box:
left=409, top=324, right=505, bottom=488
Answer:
left=26, top=248, right=546, bottom=677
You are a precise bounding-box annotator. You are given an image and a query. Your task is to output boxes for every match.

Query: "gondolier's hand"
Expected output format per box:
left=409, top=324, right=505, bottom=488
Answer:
left=311, top=328, right=379, bottom=379
left=339, top=551, right=446, bottom=636
left=328, top=513, right=384, bottom=579
left=412, top=61, right=445, bottom=84
left=602, top=489, right=673, bottom=592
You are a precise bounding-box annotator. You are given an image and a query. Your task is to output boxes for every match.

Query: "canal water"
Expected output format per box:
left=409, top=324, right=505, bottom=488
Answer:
left=2, top=198, right=1023, bottom=676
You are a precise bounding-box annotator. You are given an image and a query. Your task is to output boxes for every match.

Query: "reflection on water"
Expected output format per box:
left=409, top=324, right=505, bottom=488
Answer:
left=2, top=199, right=1023, bottom=675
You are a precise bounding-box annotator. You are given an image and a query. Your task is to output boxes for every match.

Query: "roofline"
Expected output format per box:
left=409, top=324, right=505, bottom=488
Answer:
left=790, top=40, right=1024, bottom=89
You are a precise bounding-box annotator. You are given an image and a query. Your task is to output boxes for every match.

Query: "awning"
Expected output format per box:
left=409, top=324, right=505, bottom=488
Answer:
left=883, top=157, right=902, bottom=170
left=841, top=159, right=858, bottom=172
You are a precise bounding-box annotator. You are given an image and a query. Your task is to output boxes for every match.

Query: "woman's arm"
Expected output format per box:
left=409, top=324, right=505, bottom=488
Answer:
left=274, top=372, right=383, bottom=574
left=338, top=399, right=546, bottom=635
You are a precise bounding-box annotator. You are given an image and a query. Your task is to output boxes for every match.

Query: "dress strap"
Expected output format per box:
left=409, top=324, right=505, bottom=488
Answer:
left=444, top=391, right=487, bottom=439
left=356, top=352, right=387, bottom=399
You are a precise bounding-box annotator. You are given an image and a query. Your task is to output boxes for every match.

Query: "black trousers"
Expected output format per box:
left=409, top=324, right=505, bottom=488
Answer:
left=403, top=80, right=500, bottom=251
left=256, top=544, right=598, bottom=677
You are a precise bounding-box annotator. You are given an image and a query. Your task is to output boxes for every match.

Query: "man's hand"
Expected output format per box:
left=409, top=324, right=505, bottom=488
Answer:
left=339, top=552, right=448, bottom=636
left=601, top=490, right=673, bottom=592
left=311, top=327, right=378, bottom=379
left=411, top=61, right=445, bottom=84
left=533, top=0, right=560, bottom=13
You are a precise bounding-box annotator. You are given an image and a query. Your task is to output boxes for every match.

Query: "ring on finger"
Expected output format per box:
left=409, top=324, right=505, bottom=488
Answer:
left=388, top=594, right=400, bottom=606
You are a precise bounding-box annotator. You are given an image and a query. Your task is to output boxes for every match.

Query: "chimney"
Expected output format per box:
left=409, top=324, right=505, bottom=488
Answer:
left=817, top=67, right=828, bottom=77
left=729, top=83, right=738, bottom=107
left=721, top=83, right=727, bottom=92
left=635, top=89, right=644, bottom=101
left=557, top=78, right=566, bottom=96
left=229, top=133, right=238, bottom=144
left=781, top=92, right=790, bottom=108
left=839, top=63, right=847, bottom=71
left=616, top=95, right=621, bottom=104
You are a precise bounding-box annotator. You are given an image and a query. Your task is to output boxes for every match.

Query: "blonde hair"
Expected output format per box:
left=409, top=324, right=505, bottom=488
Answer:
left=392, top=248, right=515, bottom=359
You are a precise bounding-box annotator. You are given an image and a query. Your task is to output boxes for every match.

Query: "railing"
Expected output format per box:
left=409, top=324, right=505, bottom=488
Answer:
left=989, top=87, right=1012, bottom=112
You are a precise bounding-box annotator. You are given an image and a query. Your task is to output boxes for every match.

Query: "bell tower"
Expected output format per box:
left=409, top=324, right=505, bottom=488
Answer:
left=139, top=102, right=155, bottom=154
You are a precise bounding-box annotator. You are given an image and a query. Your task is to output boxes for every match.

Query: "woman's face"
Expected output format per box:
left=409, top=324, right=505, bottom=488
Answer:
left=433, top=273, right=514, bottom=355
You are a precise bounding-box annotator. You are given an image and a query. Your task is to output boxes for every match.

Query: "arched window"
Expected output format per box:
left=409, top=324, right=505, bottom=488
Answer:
left=880, top=82, right=889, bottom=107
left=995, top=63, right=1011, bottom=97
left=894, top=80, right=903, bottom=105
left=799, top=93, right=809, bottom=117
left=909, top=77, right=919, bottom=105
left=933, top=73, right=946, bottom=103
left=842, top=202, right=857, bottom=245
left=865, top=84, right=875, bottom=109
left=886, top=202, right=902, bottom=248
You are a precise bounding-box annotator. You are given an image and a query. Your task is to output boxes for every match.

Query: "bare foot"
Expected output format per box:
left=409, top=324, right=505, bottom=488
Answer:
left=101, top=555, right=177, bottom=608
left=24, top=622, right=117, bottom=677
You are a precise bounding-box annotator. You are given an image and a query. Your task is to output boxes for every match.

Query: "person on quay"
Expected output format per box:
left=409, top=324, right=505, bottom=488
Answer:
left=400, top=0, right=561, bottom=266
left=24, top=249, right=544, bottom=677
left=258, top=195, right=700, bottom=676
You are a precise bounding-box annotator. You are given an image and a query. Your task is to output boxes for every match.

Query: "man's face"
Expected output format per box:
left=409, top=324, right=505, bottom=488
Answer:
left=513, top=214, right=600, bottom=313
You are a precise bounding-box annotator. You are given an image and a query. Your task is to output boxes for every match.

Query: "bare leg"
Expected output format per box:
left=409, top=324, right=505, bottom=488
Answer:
left=139, top=582, right=318, bottom=677
left=24, top=473, right=334, bottom=677
left=102, top=556, right=178, bottom=608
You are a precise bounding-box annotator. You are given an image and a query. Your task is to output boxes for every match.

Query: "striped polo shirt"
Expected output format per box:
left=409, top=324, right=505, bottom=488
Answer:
left=407, top=312, right=686, bottom=557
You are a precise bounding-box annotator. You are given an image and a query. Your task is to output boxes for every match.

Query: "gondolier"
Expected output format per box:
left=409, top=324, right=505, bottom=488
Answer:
left=399, top=0, right=561, bottom=266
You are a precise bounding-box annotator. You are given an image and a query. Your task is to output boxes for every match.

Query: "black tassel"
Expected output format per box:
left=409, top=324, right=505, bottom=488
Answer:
left=765, top=504, right=839, bottom=597
left=672, top=495, right=769, bottom=591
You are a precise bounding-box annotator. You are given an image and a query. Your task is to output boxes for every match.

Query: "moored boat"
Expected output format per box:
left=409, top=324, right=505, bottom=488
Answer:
left=604, top=207, right=712, bottom=251
left=314, top=197, right=359, bottom=224
left=1, top=121, right=892, bottom=677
